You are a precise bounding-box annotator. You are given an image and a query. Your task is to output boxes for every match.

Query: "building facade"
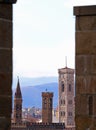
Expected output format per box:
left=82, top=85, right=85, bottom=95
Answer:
left=58, top=67, right=75, bottom=128
left=11, top=80, right=65, bottom=130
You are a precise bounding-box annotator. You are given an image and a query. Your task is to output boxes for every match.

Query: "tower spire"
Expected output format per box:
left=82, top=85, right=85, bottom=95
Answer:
left=65, top=56, right=67, bottom=68
left=14, top=77, right=22, bottom=123
left=15, top=77, right=22, bottom=98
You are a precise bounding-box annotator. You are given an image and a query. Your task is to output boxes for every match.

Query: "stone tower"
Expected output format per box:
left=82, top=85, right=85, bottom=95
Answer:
left=58, top=67, right=75, bottom=128
left=74, top=5, right=96, bottom=130
left=13, top=78, right=22, bottom=124
left=42, top=92, right=53, bottom=123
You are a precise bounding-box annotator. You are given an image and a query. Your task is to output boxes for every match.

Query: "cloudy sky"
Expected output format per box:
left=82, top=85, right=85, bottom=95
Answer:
left=13, top=0, right=96, bottom=78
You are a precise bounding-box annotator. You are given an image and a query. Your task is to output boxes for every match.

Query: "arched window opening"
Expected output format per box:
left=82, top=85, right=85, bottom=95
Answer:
left=61, top=81, right=64, bottom=92
left=43, top=98, right=47, bottom=109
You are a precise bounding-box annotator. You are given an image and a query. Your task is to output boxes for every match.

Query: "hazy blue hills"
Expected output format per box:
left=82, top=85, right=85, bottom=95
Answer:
left=12, top=76, right=58, bottom=88
left=12, top=77, right=58, bottom=108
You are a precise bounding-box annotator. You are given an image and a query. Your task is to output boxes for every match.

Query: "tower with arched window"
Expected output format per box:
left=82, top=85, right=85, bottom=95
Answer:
left=58, top=67, right=75, bottom=128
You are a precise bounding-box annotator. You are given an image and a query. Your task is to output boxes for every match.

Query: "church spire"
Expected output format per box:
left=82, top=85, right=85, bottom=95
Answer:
left=14, top=77, right=22, bottom=98
left=65, top=56, right=67, bottom=68
left=14, top=77, right=22, bottom=124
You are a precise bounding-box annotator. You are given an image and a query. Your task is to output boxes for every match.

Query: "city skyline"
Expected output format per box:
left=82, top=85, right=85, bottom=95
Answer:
left=13, top=0, right=96, bottom=78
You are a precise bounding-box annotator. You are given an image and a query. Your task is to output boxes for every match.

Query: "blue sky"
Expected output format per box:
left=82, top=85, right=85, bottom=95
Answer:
left=13, top=0, right=96, bottom=78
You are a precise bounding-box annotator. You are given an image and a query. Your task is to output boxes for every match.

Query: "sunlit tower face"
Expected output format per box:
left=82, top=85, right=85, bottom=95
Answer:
left=58, top=67, right=75, bottom=127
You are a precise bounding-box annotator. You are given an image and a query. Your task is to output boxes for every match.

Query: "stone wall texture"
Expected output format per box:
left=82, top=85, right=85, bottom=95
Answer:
left=0, top=4, right=12, bottom=130
left=74, top=5, right=96, bottom=130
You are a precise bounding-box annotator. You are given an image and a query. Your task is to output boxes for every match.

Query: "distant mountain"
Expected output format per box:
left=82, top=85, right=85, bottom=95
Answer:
left=12, top=76, right=58, bottom=88
left=12, top=82, right=58, bottom=108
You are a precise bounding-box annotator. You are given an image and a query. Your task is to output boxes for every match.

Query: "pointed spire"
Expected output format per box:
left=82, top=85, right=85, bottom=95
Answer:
left=65, top=56, right=67, bottom=68
left=14, top=77, right=22, bottom=98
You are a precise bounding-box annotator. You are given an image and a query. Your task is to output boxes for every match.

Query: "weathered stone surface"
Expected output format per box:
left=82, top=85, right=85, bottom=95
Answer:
left=0, top=96, right=11, bottom=117
left=76, top=32, right=96, bottom=55
left=0, top=20, right=12, bottom=48
left=0, top=49, right=12, bottom=72
left=75, top=116, right=92, bottom=130
left=76, top=75, right=96, bottom=95
left=75, top=95, right=88, bottom=116
left=74, top=5, right=96, bottom=16
left=0, top=4, right=12, bottom=20
left=0, top=117, right=11, bottom=130
left=0, top=72, right=12, bottom=95
left=74, top=5, right=96, bottom=130
left=0, top=4, right=13, bottom=130
left=76, top=55, right=96, bottom=75
left=76, top=16, right=96, bottom=31
left=76, top=55, right=92, bottom=75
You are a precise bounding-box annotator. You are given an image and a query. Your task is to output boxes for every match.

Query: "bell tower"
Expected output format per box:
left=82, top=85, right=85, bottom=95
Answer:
left=42, top=92, right=53, bottom=123
left=13, top=78, right=22, bottom=124
left=58, top=67, right=75, bottom=128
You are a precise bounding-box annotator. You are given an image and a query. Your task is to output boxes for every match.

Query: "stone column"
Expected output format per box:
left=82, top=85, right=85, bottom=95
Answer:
left=0, top=1, right=17, bottom=130
left=74, top=6, right=96, bottom=130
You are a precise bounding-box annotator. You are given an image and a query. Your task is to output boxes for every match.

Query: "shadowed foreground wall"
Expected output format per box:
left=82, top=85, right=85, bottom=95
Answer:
left=0, top=1, right=17, bottom=129
left=74, top=5, right=96, bottom=130
left=0, top=4, right=12, bottom=130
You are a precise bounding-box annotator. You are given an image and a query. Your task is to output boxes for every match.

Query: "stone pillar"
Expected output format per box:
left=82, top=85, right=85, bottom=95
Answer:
left=74, top=6, right=96, bottom=130
left=0, top=1, right=17, bottom=130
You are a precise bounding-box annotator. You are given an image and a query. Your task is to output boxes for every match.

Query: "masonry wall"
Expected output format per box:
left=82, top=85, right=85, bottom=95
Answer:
left=11, top=122, right=65, bottom=130
left=74, top=5, right=96, bottom=130
left=0, top=4, right=13, bottom=130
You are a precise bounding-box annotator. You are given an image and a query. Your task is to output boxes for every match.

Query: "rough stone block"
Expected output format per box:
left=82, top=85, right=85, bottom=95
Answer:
left=76, top=55, right=92, bottom=75
left=74, top=5, right=96, bottom=16
left=75, top=95, right=87, bottom=116
left=75, top=116, right=92, bottom=130
left=0, top=4, right=12, bottom=20
left=76, top=75, right=96, bottom=94
left=0, top=96, right=11, bottom=117
left=76, top=32, right=96, bottom=55
left=0, top=20, right=12, bottom=48
left=0, top=72, right=12, bottom=95
left=76, top=16, right=96, bottom=31
left=76, top=76, right=85, bottom=94
left=0, top=49, right=12, bottom=73
left=0, top=117, right=11, bottom=130
left=90, top=76, right=96, bottom=93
